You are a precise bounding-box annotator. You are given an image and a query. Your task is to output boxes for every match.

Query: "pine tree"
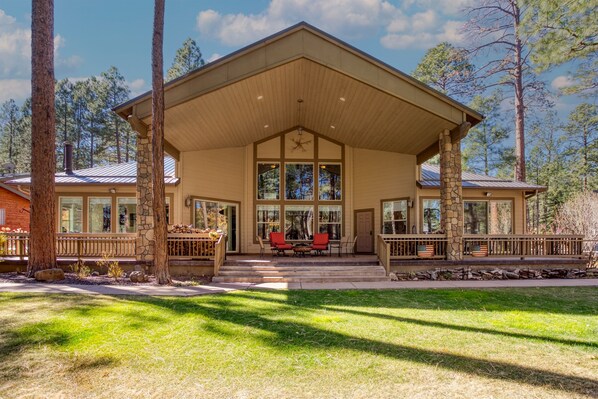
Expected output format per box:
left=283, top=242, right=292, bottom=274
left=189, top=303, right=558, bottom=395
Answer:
left=29, top=0, right=57, bottom=274
left=462, top=92, right=512, bottom=176
left=152, top=0, right=171, bottom=284
left=166, top=37, right=205, bottom=82
left=412, top=42, right=478, bottom=103
left=563, top=103, right=598, bottom=191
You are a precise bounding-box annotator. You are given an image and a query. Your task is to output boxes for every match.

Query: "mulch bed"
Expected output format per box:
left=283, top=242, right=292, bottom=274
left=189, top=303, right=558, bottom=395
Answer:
left=0, top=272, right=211, bottom=287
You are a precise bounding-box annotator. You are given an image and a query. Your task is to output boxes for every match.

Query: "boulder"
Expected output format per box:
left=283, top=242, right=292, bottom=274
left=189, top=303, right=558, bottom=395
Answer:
left=34, top=268, right=65, bottom=281
left=129, top=271, right=148, bottom=283
left=389, top=272, right=399, bottom=282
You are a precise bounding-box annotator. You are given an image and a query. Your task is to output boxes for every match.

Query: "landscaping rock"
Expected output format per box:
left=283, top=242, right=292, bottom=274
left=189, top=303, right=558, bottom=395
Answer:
left=91, top=271, right=100, bottom=277
left=34, top=268, right=65, bottom=281
left=389, top=272, right=399, bottom=281
left=129, top=271, right=148, bottom=283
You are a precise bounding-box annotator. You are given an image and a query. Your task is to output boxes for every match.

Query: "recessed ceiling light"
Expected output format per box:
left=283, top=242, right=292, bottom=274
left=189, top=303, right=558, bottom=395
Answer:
left=339, top=97, right=346, bottom=102
left=264, top=124, right=269, bottom=128
left=257, top=95, right=264, bottom=100
left=330, top=125, right=335, bottom=129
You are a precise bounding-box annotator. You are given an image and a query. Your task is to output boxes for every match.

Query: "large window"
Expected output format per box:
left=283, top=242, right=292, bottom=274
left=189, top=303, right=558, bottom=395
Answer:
left=257, top=163, right=280, bottom=200
left=285, top=205, right=314, bottom=240
left=382, top=200, right=408, bottom=234
left=60, top=197, right=83, bottom=233
left=257, top=205, right=280, bottom=240
left=488, top=200, right=512, bottom=234
left=285, top=163, right=313, bottom=200
left=464, top=200, right=512, bottom=234
left=422, top=199, right=441, bottom=233
left=194, top=200, right=220, bottom=230
left=117, top=198, right=137, bottom=233
left=318, top=163, right=341, bottom=200
left=464, top=201, right=488, bottom=234
left=88, top=197, right=111, bottom=233
left=319, top=205, right=342, bottom=240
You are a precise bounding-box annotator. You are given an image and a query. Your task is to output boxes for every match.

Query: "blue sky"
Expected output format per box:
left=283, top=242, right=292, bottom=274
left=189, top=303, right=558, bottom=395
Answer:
left=0, top=0, right=584, bottom=117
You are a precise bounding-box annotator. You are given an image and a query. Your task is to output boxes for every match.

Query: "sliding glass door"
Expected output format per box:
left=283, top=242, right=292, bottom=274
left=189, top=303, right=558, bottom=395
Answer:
left=194, top=199, right=239, bottom=252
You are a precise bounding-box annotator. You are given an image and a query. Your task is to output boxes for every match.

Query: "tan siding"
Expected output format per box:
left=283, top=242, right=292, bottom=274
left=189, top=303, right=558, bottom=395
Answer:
left=181, top=147, right=245, bottom=226
left=353, top=149, right=417, bottom=237
left=256, top=137, right=280, bottom=158
left=319, top=137, right=342, bottom=159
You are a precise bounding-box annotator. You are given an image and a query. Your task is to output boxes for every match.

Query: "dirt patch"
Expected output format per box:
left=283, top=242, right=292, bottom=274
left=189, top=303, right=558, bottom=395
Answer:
left=0, top=272, right=211, bottom=286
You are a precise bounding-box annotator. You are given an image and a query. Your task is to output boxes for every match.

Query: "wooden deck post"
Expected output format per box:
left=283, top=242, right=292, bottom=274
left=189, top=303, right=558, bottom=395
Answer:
left=439, top=123, right=470, bottom=261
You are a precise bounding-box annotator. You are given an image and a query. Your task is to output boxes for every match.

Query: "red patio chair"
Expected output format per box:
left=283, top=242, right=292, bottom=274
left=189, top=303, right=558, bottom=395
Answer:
left=311, top=233, right=330, bottom=256
left=269, top=232, right=293, bottom=256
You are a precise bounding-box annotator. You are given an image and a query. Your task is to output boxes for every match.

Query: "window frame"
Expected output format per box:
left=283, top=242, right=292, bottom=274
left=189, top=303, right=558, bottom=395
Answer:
left=284, top=162, right=315, bottom=201
left=253, top=130, right=345, bottom=244
left=59, top=196, right=83, bottom=233
left=256, top=162, right=281, bottom=200
left=318, top=162, right=342, bottom=201
left=419, top=196, right=515, bottom=235
left=87, top=196, right=112, bottom=234
left=380, top=198, right=410, bottom=234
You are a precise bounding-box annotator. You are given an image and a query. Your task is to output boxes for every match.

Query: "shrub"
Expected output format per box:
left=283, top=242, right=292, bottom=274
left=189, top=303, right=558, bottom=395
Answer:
left=97, top=253, right=123, bottom=281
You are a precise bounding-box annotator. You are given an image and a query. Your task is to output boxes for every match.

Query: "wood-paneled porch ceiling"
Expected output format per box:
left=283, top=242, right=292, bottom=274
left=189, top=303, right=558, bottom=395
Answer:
left=115, top=23, right=482, bottom=159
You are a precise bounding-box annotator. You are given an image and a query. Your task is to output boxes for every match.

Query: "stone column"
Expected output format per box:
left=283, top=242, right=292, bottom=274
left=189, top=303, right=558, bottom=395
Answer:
left=439, top=129, right=463, bottom=260
left=136, top=132, right=154, bottom=264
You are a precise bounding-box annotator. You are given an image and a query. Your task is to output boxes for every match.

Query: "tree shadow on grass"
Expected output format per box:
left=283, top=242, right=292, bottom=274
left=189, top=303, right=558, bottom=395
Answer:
left=132, top=295, right=598, bottom=398
left=231, top=290, right=598, bottom=349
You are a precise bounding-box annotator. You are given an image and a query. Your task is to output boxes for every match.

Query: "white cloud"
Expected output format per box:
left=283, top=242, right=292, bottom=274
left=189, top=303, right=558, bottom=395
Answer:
left=127, top=78, right=146, bottom=97
left=196, top=0, right=469, bottom=52
left=0, top=79, right=30, bottom=103
left=0, top=9, right=83, bottom=82
left=412, top=10, right=437, bottom=32
left=381, top=19, right=465, bottom=49
left=207, top=53, right=223, bottom=63
left=0, top=9, right=31, bottom=78
left=551, top=75, right=576, bottom=90
left=196, top=0, right=405, bottom=46
left=402, top=0, right=474, bottom=16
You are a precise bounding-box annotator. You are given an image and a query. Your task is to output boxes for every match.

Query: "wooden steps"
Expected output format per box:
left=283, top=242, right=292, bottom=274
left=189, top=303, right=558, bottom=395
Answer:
left=213, top=259, right=389, bottom=283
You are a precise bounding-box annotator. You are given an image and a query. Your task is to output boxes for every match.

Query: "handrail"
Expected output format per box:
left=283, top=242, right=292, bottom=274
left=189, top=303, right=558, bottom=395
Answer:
left=463, top=235, right=585, bottom=258
left=379, top=234, right=448, bottom=259
left=214, top=234, right=227, bottom=276
left=376, top=235, right=390, bottom=275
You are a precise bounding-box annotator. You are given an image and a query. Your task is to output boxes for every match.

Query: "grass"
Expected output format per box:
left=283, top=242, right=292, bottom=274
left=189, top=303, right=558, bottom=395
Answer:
left=0, top=288, right=597, bottom=399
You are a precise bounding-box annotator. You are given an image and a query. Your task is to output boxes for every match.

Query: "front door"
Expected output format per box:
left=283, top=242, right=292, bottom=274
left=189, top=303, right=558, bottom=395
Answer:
left=354, top=209, right=374, bottom=253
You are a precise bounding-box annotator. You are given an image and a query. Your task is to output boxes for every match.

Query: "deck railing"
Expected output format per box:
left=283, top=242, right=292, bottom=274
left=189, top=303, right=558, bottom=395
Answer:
left=376, top=236, right=390, bottom=275
left=378, top=234, right=448, bottom=260
left=1, top=232, right=224, bottom=261
left=463, top=235, right=585, bottom=258
left=213, top=234, right=227, bottom=276
left=167, top=233, right=217, bottom=260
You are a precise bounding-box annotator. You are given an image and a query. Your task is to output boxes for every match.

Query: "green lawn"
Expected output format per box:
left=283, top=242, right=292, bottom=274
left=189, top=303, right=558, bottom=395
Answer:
left=0, top=288, right=597, bottom=399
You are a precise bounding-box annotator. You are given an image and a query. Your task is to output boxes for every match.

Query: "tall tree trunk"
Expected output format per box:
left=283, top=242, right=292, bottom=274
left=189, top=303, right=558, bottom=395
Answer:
left=152, top=0, right=171, bottom=284
left=513, top=3, right=526, bottom=182
left=28, top=0, right=56, bottom=275
left=125, top=131, right=130, bottom=162
left=90, top=124, right=94, bottom=168
left=115, top=116, right=122, bottom=163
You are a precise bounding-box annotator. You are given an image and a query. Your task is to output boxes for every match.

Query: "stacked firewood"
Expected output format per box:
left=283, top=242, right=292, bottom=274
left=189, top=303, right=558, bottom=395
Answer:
left=168, top=224, right=207, bottom=234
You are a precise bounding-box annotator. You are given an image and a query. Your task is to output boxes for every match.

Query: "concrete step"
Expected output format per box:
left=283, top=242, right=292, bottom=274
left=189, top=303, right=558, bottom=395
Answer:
left=214, top=264, right=389, bottom=283
left=217, top=270, right=388, bottom=277
left=212, top=275, right=390, bottom=283
left=219, top=265, right=384, bottom=271
left=223, top=260, right=380, bottom=267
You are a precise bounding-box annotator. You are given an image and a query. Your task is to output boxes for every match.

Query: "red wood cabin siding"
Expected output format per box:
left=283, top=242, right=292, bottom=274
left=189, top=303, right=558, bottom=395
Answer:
left=0, top=187, right=30, bottom=231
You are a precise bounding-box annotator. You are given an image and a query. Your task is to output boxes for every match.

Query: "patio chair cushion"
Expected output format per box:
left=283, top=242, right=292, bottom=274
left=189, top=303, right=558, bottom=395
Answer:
left=312, top=233, right=329, bottom=246
left=269, top=232, right=292, bottom=250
